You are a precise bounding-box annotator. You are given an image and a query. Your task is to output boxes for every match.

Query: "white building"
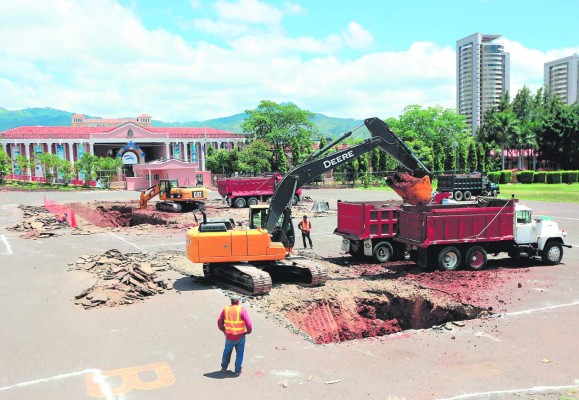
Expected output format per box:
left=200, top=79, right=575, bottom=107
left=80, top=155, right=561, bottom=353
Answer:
left=456, top=33, right=510, bottom=133
left=544, top=54, right=579, bottom=104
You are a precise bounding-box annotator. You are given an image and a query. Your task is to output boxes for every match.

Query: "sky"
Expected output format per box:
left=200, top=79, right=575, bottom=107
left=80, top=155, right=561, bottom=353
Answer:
left=0, top=0, right=578, bottom=122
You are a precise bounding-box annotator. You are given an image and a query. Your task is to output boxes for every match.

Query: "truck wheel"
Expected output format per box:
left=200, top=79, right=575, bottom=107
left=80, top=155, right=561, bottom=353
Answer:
left=234, top=197, right=247, bottom=208
left=454, top=191, right=463, bottom=201
left=541, top=242, right=563, bottom=265
left=463, top=191, right=472, bottom=200
left=373, top=242, right=394, bottom=263
left=247, top=197, right=259, bottom=206
left=465, top=246, right=487, bottom=270
left=291, top=195, right=299, bottom=206
left=481, top=190, right=488, bottom=197
left=438, top=246, right=462, bottom=271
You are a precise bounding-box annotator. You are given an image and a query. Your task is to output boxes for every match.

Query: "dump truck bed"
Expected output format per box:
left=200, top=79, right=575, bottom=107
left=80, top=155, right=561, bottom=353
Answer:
left=334, top=201, right=400, bottom=240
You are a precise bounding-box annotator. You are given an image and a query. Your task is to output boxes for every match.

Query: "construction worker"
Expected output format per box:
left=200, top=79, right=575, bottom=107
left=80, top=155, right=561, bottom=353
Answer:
left=217, top=295, right=252, bottom=376
left=57, top=213, right=69, bottom=226
left=298, top=215, right=313, bottom=249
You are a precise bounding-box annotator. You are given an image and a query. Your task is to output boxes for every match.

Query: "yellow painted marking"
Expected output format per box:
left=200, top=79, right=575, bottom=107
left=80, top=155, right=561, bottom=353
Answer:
left=85, top=362, right=175, bottom=398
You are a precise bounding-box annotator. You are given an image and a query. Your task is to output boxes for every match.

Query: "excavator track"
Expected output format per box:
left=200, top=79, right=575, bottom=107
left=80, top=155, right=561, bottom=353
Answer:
left=261, top=257, right=328, bottom=287
left=203, top=263, right=272, bottom=296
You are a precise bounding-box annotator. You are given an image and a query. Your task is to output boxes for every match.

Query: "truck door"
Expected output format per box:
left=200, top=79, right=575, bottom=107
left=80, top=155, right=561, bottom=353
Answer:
left=514, top=209, right=534, bottom=244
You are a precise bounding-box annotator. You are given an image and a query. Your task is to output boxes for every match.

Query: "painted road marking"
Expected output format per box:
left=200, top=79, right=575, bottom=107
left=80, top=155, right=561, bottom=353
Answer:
left=437, top=383, right=579, bottom=399
left=140, top=242, right=185, bottom=248
left=0, top=369, right=114, bottom=400
left=108, top=232, right=147, bottom=253
left=501, top=300, right=579, bottom=318
left=0, top=235, right=13, bottom=255
left=85, top=363, right=175, bottom=398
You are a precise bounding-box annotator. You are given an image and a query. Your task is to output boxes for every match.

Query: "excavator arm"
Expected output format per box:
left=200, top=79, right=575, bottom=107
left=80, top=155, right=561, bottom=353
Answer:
left=264, top=117, right=433, bottom=233
left=140, top=184, right=160, bottom=210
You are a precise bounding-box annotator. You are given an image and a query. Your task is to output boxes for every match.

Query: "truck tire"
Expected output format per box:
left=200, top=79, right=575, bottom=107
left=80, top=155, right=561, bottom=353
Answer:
left=541, top=242, right=563, bottom=265
left=465, top=246, right=487, bottom=270
left=373, top=241, right=394, bottom=263
left=247, top=197, right=259, bottom=206
left=454, top=191, right=463, bottom=201
left=463, top=191, right=472, bottom=201
left=234, top=197, right=247, bottom=208
left=291, top=195, right=299, bottom=206
left=438, top=246, right=462, bottom=271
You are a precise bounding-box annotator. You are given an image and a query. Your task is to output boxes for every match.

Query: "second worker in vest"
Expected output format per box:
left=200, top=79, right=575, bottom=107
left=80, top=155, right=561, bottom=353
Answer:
left=217, top=295, right=253, bottom=376
left=298, top=215, right=313, bottom=249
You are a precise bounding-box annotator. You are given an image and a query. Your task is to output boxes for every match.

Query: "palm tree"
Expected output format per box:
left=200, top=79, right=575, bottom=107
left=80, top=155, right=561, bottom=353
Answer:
left=491, top=111, right=519, bottom=170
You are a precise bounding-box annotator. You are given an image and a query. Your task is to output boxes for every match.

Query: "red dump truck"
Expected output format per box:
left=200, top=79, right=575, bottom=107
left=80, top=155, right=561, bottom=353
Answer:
left=335, top=198, right=570, bottom=270
left=217, top=174, right=302, bottom=208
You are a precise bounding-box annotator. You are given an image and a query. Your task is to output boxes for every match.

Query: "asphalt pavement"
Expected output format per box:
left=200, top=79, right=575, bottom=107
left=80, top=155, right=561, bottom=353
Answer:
left=0, top=187, right=577, bottom=400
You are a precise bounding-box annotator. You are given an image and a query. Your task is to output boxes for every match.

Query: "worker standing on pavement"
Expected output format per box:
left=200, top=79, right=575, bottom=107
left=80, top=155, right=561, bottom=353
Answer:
left=217, top=295, right=252, bottom=376
left=298, top=215, right=313, bottom=249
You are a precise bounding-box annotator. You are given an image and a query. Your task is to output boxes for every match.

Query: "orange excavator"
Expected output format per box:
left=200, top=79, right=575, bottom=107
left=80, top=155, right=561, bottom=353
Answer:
left=186, top=117, right=433, bottom=295
left=139, top=179, right=208, bottom=212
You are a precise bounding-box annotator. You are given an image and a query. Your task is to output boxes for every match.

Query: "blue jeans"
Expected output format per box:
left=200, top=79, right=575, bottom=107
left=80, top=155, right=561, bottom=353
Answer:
left=221, top=335, right=246, bottom=373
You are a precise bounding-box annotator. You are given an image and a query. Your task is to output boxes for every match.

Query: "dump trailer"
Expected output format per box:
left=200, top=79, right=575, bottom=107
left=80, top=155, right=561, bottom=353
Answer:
left=334, top=200, right=405, bottom=262
left=216, top=174, right=302, bottom=208
left=394, top=197, right=570, bottom=271
left=436, top=173, right=499, bottom=201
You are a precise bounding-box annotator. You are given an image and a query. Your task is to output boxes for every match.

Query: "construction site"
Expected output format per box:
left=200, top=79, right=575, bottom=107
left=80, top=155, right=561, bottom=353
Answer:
left=1, top=184, right=578, bottom=400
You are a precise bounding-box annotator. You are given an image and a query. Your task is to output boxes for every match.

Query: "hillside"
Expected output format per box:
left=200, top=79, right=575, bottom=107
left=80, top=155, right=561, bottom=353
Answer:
left=0, top=107, right=367, bottom=139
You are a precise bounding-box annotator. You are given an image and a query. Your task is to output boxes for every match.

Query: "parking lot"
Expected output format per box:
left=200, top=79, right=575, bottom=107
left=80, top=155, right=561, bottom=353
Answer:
left=0, top=188, right=577, bottom=400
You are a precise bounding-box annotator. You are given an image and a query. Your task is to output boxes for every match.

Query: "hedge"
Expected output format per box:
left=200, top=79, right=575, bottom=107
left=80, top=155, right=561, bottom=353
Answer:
left=534, top=171, right=547, bottom=183
left=488, top=172, right=501, bottom=183
left=499, top=170, right=512, bottom=184
left=562, top=170, right=579, bottom=183
left=517, top=171, right=534, bottom=184
left=546, top=171, right=562, bottom=184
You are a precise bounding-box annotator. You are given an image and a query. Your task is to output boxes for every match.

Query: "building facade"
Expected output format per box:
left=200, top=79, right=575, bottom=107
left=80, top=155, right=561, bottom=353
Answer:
left=0, top=114, right=246, bottom=182
left=544, top=54, right=579, bottom=104
left=456, top=33, right=510, bottom=133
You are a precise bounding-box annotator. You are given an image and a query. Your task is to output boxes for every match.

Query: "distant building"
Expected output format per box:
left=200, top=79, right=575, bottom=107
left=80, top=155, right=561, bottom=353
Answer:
left=71, top=113, right=152, bottom=128
left=0, top=114, right=245, bottom=184
left=544, top=54, right=579, bottom=104
left=456, top=33, right=510, bottom=133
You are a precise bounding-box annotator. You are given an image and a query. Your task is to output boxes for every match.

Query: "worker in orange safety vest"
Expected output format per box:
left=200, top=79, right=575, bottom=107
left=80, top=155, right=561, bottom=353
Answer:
left=217, top=295, right=252, bottom=376
left=297, top=214, right=313, bottom=249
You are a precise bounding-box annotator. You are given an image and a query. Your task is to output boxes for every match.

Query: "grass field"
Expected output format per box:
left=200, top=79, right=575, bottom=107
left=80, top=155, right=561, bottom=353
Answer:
left=496, top=183, right=579, bottom=204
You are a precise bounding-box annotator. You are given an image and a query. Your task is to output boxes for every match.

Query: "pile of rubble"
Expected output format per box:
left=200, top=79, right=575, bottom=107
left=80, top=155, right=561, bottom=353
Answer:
left=7, top=205, right=69, bottom=238
left=71, top=249, right=174, bottom=309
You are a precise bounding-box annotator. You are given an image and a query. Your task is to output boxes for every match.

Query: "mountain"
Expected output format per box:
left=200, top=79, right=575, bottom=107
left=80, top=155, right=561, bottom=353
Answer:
left=0, top=107, right=366, bottom=138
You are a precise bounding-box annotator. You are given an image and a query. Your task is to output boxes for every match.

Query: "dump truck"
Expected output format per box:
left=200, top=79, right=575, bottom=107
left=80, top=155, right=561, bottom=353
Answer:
left=216, top=174, right=302, bottom=208
left=437, top=172, right=500, bottom=201
left=394, top=197, right=570, bottom=270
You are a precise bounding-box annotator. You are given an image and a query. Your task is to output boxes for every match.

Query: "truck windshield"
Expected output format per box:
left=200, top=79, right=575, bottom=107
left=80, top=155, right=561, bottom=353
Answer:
left=516, top=210, right=531, bottom=224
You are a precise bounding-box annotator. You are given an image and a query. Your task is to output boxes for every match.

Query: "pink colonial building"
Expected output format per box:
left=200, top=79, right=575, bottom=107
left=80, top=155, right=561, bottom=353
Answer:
left=0, top=114, right=246, bottom=188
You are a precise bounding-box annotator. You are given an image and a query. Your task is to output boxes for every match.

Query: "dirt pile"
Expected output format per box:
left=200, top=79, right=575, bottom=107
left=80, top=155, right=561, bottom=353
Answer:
left=7, top=205, right=69, bottom=238
left=71, top=249, right=176, bottom=309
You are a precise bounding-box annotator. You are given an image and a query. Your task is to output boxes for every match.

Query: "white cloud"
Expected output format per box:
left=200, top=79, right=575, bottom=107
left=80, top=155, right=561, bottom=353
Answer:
left=1, top=1, right=577, bottom=124
left=214, top=0, right=283, bottom=25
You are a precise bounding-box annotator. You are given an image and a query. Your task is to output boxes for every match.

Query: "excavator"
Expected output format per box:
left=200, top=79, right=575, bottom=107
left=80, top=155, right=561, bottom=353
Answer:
left=185, top=117, right=433, bottom=295
left=139, top=179, right=208, bottom=212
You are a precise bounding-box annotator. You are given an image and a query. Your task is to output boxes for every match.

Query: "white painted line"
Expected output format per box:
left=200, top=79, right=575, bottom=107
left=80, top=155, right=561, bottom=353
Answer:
left=140, top=242, right=185, bottom=248
left=109, top=232, right=147, bottom=253
left=0, top=369, right=114, bottom=400
left=437, top=383, right=578, bottom=400
left=0, top=235, right=13, bottom=255
left=501, top=301, right=579, bottom=318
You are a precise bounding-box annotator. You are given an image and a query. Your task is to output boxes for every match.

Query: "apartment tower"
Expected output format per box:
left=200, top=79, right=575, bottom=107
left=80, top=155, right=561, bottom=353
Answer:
left=456, top=33, right=510, bottom=133
left=544, top=54, right=579, bottom=104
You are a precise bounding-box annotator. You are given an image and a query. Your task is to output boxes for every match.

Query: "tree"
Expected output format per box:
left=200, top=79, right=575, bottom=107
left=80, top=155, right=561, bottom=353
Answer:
left=490, top=111, right=520, bottom=170
left=96, top=157, right=123, bottom=188
left=75, top=153, right=99, bottom=185
left=206, top=148, right=239, bottom=176
left=241, top=101, right=317, bottom=171
left=57, top=159, right=75, bottom=185
left=538, top=99, right=579, bottom=169
left=14, top=155, right=32, bottom=176
left=36, top=153, right=61, bottom=183
left=0, top=147, right=11, bottom=183
left=236, top=140, right=272, bottom=174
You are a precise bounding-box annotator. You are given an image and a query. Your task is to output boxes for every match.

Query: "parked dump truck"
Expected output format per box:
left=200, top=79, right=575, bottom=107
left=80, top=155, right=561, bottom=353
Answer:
left=394, top=197, right=570, bottom=270
left=216, top=174, right=302, bottom=208
left=437, top=173, right=500, bottom=201
left=334, top=200, right=406, bottom=262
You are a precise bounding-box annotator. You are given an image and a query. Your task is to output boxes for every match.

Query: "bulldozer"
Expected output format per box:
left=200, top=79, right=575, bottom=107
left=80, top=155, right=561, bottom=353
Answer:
left=140, top=179, right=208, bottom=212
left=185, top=117, right=434, bottom=295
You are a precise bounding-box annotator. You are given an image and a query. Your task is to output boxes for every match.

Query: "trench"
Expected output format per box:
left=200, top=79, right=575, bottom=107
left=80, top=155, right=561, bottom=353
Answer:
left=69, top=203, right=171, bottom=227
left=286, top=293, right=486, bottom=344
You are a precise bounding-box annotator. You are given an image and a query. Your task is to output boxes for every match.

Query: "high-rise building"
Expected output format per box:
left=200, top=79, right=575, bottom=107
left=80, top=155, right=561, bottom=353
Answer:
left=544, top=54, right=579, bottom=104
left=456, top=33, right=510, bottom=133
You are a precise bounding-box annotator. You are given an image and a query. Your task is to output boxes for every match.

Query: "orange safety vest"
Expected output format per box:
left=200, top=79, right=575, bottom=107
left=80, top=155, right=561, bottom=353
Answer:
left=224, top=305, right=246, bottom=335
left=300, top=220, right=311, bottom=233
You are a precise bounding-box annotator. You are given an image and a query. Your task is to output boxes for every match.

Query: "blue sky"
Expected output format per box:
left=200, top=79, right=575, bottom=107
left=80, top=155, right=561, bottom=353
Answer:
left=1, top=0, right=577, bottom=123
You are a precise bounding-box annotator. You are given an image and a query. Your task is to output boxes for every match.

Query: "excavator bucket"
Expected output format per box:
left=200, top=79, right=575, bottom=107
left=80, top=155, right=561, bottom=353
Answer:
left=386, top=173, right=433, bottom=205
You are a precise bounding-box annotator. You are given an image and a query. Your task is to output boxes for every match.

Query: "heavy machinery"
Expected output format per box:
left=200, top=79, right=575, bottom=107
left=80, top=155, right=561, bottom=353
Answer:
left=217, top=173, right=302, bottom=208
left=139, top=179, right=208, bottom=212
left=185, top=117, right=434, bottom=295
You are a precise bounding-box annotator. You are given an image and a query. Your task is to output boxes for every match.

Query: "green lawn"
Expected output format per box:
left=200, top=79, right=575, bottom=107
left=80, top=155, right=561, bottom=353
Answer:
left=496, top=183, right=579, bottom=204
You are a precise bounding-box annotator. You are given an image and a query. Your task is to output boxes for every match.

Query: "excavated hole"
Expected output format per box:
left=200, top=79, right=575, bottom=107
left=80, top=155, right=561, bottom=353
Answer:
left=70, top=203, right=172, bottom=228
left=286, top=293, right=486, bottom=344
